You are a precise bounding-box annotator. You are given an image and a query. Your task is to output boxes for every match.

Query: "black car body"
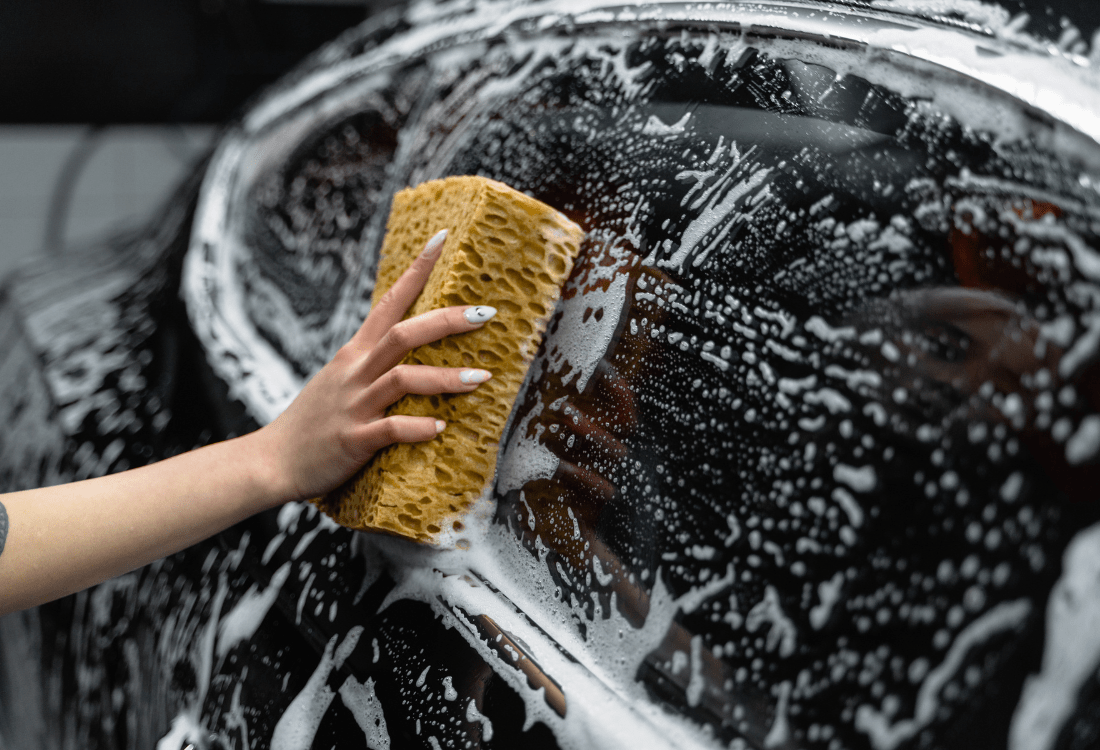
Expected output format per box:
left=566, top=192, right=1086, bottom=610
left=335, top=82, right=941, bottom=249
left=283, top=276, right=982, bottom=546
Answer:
left=3, top=1, right=1100, bottom=748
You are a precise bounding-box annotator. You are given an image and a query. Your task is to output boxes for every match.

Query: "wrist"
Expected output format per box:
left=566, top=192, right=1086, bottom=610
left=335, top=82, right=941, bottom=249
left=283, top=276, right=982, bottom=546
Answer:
left=236, top=425, right=299, bottom=510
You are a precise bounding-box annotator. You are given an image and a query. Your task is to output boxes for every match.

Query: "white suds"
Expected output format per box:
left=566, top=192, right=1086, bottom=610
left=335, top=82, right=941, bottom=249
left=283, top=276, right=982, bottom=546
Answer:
left=857, top=600, right=1030, bottom=750
left=217, top=562, right=291, bottom=659
left=271, top=627, right=363, bottom=750
left=1010, top=523, right=1100, bottom=750
left=339, top=675, right=390, bottom=750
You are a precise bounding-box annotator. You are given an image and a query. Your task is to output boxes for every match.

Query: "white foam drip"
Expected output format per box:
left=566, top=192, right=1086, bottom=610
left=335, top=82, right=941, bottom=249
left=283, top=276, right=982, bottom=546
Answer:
left=339, top=675, right=391, bottom=750
left=834, top=464, right=878, bottom=494
left=641, top=112, right=692, bottom=137
left=856, top=599, right=1031, bottom=750
left=466, top=698, right=495, bottom=741
left=1065, top=415, right=1100, bottom=465
left=685, top=635, right=705, bottom=707
left=745, top=585, right=798, bottom=658
left=155, top=714, right=207, bottom=750
left=543, top=273, right=629, bottom=393
left=662, top=164, right=772, bottom=271
left=496, top=402, right=558, bottom=494
left=271, top=626, right=364, bottom=750
left=1010, top=522, right=1100, bottom=750
left=217, top=562, right=291, bottom=660
left=810, top=572, right=845, bottom=630
left=763, top=680, right=792, bottom=748
left=442, top=675, right=458, bottom=700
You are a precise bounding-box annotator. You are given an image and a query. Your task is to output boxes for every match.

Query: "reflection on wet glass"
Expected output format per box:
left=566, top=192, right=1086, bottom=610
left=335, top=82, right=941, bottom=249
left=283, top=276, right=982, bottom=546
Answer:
left=414, top=28, right=1100, bottom=747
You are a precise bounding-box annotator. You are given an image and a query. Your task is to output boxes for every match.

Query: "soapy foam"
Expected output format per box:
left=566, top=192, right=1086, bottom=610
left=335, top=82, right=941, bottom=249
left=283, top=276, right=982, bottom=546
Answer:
left=856, top=599, right=1031, bottom=749
left=1010, top=522, right=1100, bottom=750
left=216, top=561, right=291, bottom=660
left=271, top=626, right=364, bottom=750
left=339, top=675, right=391, bottom=749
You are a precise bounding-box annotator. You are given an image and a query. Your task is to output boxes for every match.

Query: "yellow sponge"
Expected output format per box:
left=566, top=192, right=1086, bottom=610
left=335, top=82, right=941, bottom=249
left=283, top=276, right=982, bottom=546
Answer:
left=315, top=176, right=584, bottom=543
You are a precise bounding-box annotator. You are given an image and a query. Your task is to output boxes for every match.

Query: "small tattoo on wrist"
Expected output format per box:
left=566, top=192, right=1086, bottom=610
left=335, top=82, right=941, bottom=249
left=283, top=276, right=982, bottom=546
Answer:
left=0, top=501, right=8, bottom=558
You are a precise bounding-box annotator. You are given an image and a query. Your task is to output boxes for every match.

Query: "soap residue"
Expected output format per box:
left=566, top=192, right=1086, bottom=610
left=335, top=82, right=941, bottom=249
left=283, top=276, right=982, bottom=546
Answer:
left=216, top=561, right=291, bottom=660
left=856, top=599, right=1031, bottom=750
left=339, top=675, right=391, bottom=749
left=1010, top=522, right=1100, bottom=750
left=271, top=626, right=363, bottom=750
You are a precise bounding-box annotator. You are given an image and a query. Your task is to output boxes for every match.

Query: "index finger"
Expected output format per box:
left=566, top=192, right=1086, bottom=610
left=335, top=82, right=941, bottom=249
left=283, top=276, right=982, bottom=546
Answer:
left=353, top=229, right=449, bottom=350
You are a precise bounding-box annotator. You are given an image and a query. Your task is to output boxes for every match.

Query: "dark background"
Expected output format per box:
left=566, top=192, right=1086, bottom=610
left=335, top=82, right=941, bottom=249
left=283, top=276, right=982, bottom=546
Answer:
left=0, top=0, right=390, bottom=123
left=2, top=0, right=1099, bottom=124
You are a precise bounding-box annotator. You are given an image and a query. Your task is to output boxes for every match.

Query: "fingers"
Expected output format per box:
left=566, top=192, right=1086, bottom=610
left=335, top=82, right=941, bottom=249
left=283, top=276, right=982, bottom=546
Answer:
left=354, top=415, right=447, bottom=457
left=363, top=305, right=498, bottom=381
left=362, top=365, right=493, bottom=412
left=354, top=229, right=449, bottom=349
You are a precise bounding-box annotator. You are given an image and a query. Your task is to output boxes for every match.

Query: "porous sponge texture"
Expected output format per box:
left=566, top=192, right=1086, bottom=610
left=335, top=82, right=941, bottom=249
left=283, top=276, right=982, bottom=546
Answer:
left=316, top=176, right=584, bottom=544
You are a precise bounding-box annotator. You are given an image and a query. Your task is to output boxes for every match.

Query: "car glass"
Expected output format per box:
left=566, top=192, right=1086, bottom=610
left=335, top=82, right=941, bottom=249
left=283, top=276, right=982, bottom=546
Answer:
left=391, top=26, right=1100, bottom=748
left=238, top=66, right=430, bottom=378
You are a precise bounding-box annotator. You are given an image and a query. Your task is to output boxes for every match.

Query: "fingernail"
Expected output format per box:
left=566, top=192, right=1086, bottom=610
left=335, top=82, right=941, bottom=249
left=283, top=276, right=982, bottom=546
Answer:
left=435, top=420, right=447, bottom=433
left=463, top=306, right=497, bottom=325
left=460, top=369, right=492, bottom=384
left=421, top=229, right=448, bottom=258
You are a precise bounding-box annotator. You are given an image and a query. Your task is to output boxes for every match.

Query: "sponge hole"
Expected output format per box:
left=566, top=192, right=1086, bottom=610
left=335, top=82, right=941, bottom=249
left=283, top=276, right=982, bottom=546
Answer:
left=465, top=247, right=485, bottom=267
left=505, top=269, right=537, bottom=296
left=398, top=514, right=422, bottom=531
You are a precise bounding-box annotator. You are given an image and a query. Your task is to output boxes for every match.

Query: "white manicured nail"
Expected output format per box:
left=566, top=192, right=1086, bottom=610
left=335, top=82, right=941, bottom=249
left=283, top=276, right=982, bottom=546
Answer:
left=421, top=229, right=448, bottom=258
left=435, top=420, right=447, bottom=433
left=463, top=306, right=497, bottom=325
left=460, top=369, right=492, bottom=384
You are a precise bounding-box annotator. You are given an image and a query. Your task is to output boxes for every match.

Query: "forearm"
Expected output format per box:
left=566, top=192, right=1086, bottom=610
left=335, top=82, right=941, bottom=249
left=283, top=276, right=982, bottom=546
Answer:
left=0, top=231, right=494, bottom=616
left=0, top=430, right=288, bottom=616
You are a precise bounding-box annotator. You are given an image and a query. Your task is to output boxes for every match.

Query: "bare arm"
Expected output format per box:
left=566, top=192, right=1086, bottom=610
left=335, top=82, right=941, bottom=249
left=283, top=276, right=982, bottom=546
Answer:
left=0, top=229, right=495, bottom=616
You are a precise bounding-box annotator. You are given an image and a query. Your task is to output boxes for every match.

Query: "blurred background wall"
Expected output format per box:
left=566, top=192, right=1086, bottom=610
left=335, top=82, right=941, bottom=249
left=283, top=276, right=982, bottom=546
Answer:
left=0, top=0, right=391, bottom=277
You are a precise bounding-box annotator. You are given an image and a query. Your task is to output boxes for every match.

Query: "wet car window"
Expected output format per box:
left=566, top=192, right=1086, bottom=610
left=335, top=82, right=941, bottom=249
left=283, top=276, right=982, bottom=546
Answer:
left=379, top=26, right=1100, bottom=748
left=241, top=72, right=428, bottom=377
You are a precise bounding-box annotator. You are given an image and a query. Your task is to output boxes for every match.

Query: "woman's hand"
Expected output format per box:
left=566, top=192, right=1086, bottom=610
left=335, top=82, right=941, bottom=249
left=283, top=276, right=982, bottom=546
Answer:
left=0, top=229, right=498, bottom=615
left=255, top=229, right=496, bottom=503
